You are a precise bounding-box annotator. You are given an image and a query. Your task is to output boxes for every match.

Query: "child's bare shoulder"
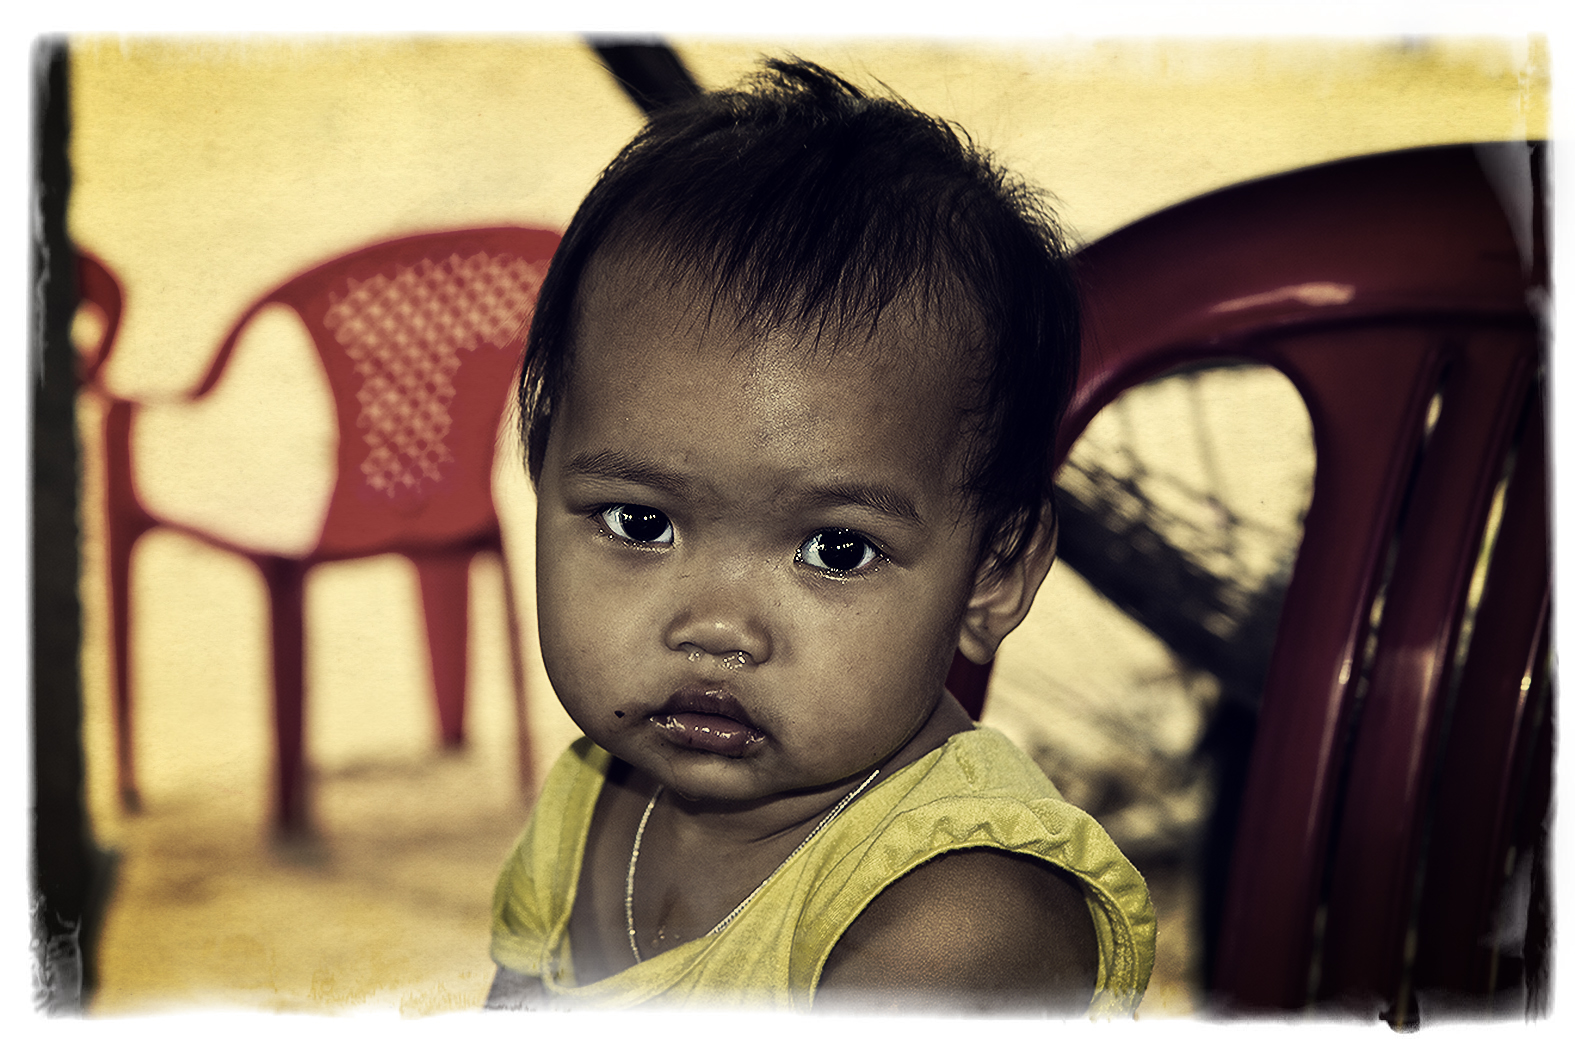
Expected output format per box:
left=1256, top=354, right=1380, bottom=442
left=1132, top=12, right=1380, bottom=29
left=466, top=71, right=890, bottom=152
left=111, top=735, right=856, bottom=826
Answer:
left=816, top=848, right=1097, bottom=1013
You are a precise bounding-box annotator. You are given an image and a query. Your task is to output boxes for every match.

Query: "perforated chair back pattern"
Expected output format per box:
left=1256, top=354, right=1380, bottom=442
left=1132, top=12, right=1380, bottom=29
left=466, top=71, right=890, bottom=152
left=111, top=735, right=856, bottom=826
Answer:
left=86, top=227, right=560, bottom=833
left=952, top=143, right=1548, bottom=1015
left=199, top=229, right=557, bottom=557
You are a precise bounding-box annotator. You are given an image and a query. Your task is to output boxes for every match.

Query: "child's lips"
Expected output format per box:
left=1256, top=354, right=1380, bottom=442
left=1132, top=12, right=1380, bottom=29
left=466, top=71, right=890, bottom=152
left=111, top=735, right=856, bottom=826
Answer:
left=649, top=686, right=765, bottom=757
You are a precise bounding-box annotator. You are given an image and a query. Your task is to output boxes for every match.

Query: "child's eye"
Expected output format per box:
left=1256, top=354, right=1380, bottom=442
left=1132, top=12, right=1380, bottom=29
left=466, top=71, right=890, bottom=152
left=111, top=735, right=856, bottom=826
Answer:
left=796, top=528, right=883, bottom=574
left=597, top=504, right=674, bottom=546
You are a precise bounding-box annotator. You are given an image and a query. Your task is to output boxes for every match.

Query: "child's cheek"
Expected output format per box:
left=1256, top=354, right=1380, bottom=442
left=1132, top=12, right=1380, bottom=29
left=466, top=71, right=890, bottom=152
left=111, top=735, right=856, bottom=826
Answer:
left=542, top=545, right=653, bottom=683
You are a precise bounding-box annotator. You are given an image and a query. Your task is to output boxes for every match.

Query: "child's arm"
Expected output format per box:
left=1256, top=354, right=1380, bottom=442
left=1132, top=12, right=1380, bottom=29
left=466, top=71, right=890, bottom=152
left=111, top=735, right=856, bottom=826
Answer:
left=815, top=848, right=1098, bottom=1014
left=485, top=965, right=546, bottom=1010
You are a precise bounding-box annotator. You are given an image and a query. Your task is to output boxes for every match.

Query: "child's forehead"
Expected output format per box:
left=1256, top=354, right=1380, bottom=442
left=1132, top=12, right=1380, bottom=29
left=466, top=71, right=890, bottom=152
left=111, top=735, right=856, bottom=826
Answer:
left=559, top=261, right=981, bottom=511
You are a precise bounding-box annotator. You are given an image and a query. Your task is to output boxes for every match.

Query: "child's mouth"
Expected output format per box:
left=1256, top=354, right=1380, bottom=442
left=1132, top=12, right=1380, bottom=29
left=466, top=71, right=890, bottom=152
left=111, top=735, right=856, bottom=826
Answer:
left=650, top=687, right=766, bottom=757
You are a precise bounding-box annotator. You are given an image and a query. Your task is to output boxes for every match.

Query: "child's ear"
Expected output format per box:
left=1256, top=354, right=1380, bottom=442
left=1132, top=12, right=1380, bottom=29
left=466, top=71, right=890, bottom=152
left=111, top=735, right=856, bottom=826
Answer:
left=956, top=516, right=1057, bottom=665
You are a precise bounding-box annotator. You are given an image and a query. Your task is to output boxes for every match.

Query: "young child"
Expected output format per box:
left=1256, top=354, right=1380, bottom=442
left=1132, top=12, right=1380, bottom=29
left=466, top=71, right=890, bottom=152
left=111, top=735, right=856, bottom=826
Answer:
left=488, top=58, right=1155, bottom=1016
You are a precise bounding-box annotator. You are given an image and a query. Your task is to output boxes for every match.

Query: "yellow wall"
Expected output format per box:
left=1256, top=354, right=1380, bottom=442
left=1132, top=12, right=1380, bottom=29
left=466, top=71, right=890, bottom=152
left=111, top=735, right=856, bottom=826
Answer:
left=66, top=35, right=1547, bottom=1013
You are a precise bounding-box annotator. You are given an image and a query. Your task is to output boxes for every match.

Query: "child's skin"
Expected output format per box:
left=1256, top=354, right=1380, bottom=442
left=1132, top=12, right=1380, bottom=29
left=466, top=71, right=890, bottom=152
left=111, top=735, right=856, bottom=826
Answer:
left=498, top=250, right=1097, bottom=1012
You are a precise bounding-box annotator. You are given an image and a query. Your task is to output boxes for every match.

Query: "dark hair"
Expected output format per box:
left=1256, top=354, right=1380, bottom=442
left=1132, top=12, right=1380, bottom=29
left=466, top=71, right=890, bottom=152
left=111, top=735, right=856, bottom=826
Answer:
left=520, top=58, right=1080, bottom=573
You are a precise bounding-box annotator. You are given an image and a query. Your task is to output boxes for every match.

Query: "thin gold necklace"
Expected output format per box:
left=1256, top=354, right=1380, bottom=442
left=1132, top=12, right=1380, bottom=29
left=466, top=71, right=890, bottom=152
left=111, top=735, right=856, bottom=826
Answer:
left=624, top=767, right=882, bottom=964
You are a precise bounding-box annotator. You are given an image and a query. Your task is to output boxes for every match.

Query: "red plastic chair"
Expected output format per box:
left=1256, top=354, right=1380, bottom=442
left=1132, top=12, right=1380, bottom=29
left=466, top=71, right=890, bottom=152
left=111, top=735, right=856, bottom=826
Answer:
left=75, top=251, right=141, bottom=807
left=950, top=143, right=1548, bottom=1017
left=85, top=227, right=560, bottom=834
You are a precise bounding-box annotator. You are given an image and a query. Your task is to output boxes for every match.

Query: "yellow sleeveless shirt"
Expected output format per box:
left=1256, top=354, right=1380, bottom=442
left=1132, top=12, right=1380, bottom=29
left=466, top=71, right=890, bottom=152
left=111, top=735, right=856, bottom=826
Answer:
left=491, top=728, right=1155, bottom=1015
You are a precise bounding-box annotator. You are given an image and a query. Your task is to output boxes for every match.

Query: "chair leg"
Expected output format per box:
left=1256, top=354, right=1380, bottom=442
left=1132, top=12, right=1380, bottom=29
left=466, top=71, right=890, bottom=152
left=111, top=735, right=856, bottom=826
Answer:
left=413, top=550, right=472, bottom=748
left=498, top=552, right=535, bottom=797
left=255, top=555, right=310, bottom=835
left=103, top=400, right=153, bottom=812
left=105, top=511, right=145, bottom=812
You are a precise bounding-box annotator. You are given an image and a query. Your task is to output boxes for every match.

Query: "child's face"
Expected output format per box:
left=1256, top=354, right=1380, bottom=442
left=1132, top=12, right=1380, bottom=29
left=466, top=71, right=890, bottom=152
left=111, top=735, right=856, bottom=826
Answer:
left=533, top=267, right=988, bottom=804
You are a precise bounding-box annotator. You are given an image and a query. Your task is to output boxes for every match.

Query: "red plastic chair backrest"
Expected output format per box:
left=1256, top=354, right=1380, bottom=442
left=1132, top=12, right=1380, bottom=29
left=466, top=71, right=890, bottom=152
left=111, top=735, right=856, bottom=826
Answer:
left=1062, top=143, right=1544, bottom=1011
left=200, top=227, right=561, bottom=559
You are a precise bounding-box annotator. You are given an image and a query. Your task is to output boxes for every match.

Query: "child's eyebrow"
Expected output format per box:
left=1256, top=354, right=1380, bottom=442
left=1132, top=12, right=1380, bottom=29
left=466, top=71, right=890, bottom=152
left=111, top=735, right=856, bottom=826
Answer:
left=562, top=449, right=695, bottom=498
left=795, top=483, right=925, bottom=528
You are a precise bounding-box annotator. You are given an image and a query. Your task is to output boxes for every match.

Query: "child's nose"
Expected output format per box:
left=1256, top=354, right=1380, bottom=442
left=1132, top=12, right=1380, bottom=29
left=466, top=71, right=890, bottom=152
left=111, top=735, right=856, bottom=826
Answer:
left=662, top=581, right=774, bottom=667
